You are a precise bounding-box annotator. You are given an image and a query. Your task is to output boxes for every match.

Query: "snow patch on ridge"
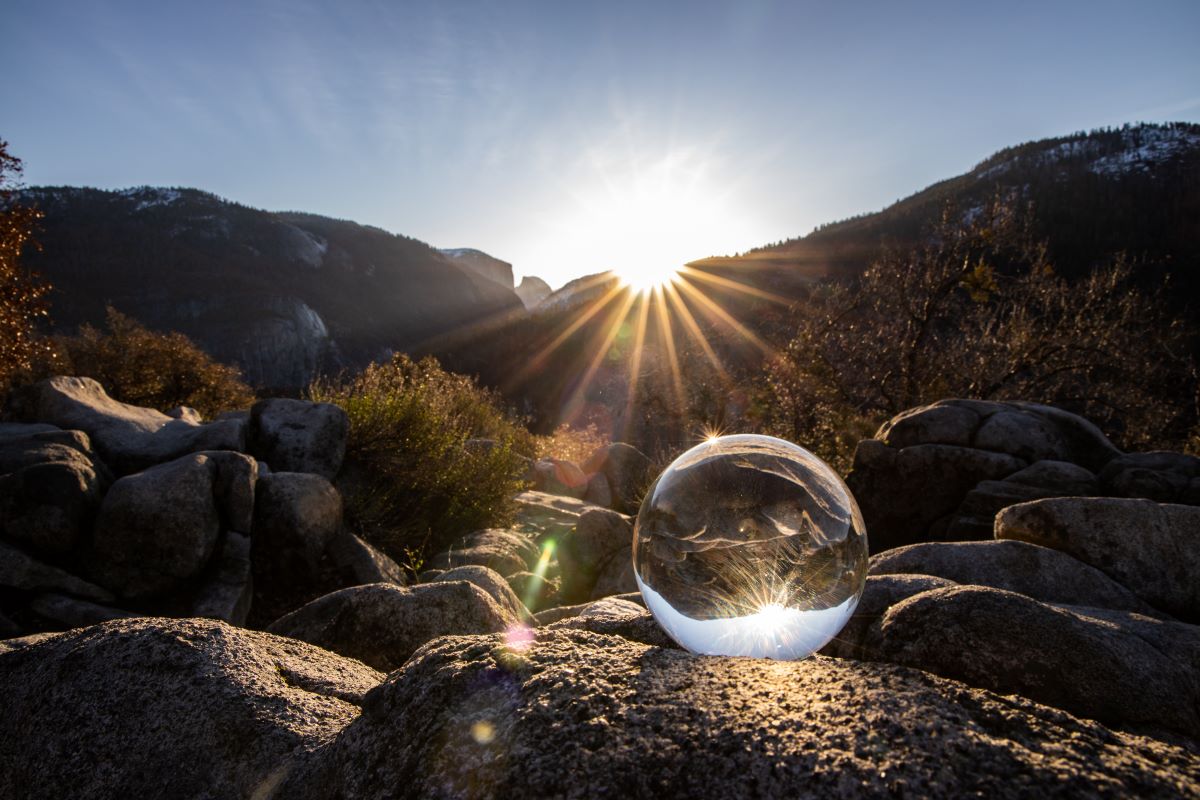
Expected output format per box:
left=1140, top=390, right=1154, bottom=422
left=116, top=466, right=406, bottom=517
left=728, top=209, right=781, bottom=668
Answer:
left=977, top=127, right=1199, bottom=181
left=120, top=186, right=183, bottom=211
left=1089, top=128, right=1200, bottom=176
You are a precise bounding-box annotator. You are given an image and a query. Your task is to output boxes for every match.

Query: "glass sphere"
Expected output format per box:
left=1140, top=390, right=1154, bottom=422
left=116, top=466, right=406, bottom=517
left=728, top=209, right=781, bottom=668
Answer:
left=633, top=434, right=868, bottom=659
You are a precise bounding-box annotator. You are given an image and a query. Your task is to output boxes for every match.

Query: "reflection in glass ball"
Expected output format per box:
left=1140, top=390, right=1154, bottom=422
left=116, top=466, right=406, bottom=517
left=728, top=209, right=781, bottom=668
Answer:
left=633, top=434, right=868, bottom=659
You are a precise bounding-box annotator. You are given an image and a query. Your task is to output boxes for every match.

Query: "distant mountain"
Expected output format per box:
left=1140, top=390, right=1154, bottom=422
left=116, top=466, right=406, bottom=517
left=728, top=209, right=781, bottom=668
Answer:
left=438, top=248, right=555, bottom=310
left=437, top=122, right=1200, bottom=435
left=439, top=248, right=514, bottom=289
left=515, top=276, right=552, bottom=309
left=18, top=187, right=523, bottom=390
left=698, top=122, right=1200, bottom=295
left=531, top=273, right=618, bottom=314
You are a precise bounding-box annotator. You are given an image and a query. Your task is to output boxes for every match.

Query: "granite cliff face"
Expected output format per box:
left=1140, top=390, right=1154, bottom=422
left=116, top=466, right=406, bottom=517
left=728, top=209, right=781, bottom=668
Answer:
left=514, top=276, right=551, bottom=309
left=438, top=248, right=515, bottom=290
left=19, top=187, right=524, bottom=390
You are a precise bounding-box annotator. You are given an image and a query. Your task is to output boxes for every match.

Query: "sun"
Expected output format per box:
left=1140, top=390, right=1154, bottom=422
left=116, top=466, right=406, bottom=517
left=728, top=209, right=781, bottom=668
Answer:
left=611, top=262, right=681, bottom=294
left=524, top=147, right=761, bottom=291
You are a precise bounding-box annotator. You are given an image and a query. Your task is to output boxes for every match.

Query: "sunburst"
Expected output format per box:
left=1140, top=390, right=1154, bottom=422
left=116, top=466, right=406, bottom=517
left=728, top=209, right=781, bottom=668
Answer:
left=508, top=261, right=794, bottom=445
left=609, top=264, right=681, bottom=295
left=433, top=149, right=801, bottom=445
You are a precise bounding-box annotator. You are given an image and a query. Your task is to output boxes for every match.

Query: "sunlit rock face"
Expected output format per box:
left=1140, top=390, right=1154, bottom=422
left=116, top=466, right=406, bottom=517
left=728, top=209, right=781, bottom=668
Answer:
left=633, top=435, right=868, bottom=659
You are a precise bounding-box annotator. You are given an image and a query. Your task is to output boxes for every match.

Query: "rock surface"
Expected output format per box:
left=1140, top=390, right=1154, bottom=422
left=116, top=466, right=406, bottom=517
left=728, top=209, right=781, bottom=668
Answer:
left=427, top=528, right=540, bottom=577
left=1006, top=459, right=1101, bottom=494
left=1099, top=451, right=1200, bottom=505
left=27, top=592, right=134, bottom=627
left=251, top=471, right=343, bottom=623
left=582, top=472, right=612, bottom=508
left=90, top=453, right=221, bottom=599
left=589, top=555, right=638, bottom=600
left=514, top=275, right=551, bottom=308
left=878, top=399, right=1119, bottom=470
left=511, top=491, right=608, bottom=541
left=582, top=442, right=653, bottom=514
left=327, top=531, right=407, bottom=588
left=847, top=439, right=1025, bottom=551
left=199, top=450, right=258, bottom=533
left=868, top=540, right=1163, bottom=615
left=434, top=565, right=531, bottom=622
left=530, top=458, right=589, bottom=499
left=849, top=399, right=1122, bottom=551
left=282, top=628, right=1199, bottom=799
left=268, top=581, right=516, bottom=672
left=546, top=598, right=676, bottom=648
left=820, top=573, right=957, bottom=660
left=0, top=617, right=382, bottom=800
left=996, top=497, right=1200, bottom=620
left=506, top=570, right=559, bottom=613
left=191, top=530, right=253, bottom=625
left=0, top=427, right=107, bottom=557
left=0, top=631, right=58, bottom=655
left=556, top=508, right=634, bottom=603
left=7, top=376, right=244, bottom=475
left=0, top=539, right=115, bottom=603
left=873, top=585, right=1200, bottom=741
left=247, top=398, right=348, bottom=480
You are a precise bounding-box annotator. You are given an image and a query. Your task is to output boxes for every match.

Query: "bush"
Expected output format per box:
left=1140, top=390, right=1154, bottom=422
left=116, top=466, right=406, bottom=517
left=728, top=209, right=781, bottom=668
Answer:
left=39, top=306, right=256, bottom=418
left=535, top=423, right=609, bottom=464
left=310, top=354, right=536, bottom=566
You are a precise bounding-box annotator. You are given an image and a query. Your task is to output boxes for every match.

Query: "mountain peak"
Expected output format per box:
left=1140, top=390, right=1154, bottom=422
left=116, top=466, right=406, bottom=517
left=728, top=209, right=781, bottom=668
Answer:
left=439, top=247, right=514, bottom=290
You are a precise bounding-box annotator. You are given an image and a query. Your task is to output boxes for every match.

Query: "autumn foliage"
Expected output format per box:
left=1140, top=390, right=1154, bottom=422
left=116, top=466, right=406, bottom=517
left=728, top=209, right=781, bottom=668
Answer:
left=0, top=140, right=52, bottom=387
left=41, top=306, right=256, bottom=418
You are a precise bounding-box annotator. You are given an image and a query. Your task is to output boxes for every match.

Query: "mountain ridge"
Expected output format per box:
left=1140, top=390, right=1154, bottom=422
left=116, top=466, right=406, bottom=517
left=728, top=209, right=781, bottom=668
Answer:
left=17, top=185, right=524, bottom=391
left=696, top=122, right=1200, bottom=294
left=433, top=122, right=1200, bottom=436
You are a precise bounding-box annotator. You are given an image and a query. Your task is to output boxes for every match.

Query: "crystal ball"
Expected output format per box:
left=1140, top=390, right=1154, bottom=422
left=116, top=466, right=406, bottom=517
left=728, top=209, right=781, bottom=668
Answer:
left=633, top=434, right=868, bottom=659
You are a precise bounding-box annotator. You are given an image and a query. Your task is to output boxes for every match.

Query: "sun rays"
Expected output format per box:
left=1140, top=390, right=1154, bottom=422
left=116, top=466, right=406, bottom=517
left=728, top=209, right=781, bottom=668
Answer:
left=610, top=264, right=681, bottom=295
left=505, top=261, right=794, bottom=444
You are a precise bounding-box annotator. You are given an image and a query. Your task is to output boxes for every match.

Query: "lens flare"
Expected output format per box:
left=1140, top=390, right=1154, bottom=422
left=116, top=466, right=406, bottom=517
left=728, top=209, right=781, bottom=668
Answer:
left=504, top=623, right=535, bottom=652
left=519, top=540, right=557, bottom=612
left=470, top=720, right=496, bottom=745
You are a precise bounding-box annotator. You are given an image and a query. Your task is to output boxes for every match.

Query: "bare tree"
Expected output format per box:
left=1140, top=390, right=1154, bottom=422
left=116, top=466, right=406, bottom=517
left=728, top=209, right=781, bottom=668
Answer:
left=763, top=198, right=1194, bottom=468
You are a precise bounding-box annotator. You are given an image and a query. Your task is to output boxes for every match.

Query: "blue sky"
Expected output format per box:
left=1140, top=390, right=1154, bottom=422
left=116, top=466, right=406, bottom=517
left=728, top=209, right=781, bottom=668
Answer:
left=4, top=0, right=1199, bottom=288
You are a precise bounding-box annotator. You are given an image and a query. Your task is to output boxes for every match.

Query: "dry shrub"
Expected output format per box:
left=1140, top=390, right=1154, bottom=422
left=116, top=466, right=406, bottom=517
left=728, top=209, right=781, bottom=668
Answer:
left=310, top=354, right=536, bottom=565
left=37, top=306, right=256, bottom=418
left=535, top=423, right=609, bottom=465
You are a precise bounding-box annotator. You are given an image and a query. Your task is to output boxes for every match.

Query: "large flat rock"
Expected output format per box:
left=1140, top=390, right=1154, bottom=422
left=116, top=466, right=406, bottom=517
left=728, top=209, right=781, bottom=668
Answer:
left=267, top=581, right=517, bottom=672
left=283, top=628, right=1198, bottom=799
left=873, top=585, right=1200, bottom=742
left=8, top=377, right=244, bottom=475
left=996, top=497, right=1200, bottom=620
left=869, top=540, right=1163, bottom=616
left=0, top=617, right=382, bottom=800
